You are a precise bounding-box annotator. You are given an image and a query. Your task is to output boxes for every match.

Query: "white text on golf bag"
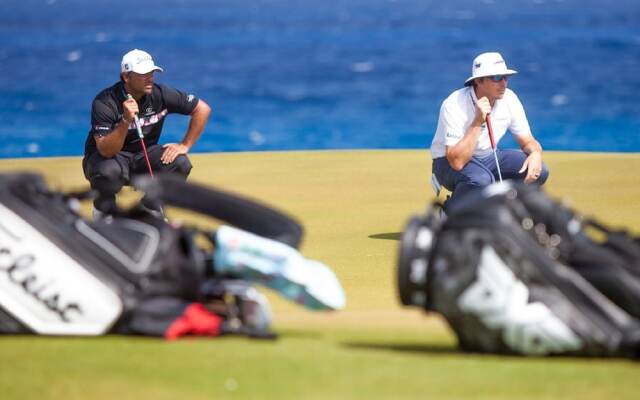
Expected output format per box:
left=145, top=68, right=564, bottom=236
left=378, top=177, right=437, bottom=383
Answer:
left=0, top=204, right=122, bottom=335
left=458, top=246, right=583, bottom=355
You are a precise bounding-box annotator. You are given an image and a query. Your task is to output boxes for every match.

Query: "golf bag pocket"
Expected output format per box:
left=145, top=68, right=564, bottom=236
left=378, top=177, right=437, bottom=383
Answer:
left=397, top=182, right=640, bottom=358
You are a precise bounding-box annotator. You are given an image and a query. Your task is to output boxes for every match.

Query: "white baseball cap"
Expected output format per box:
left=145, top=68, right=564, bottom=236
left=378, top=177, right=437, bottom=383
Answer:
left=464, top=52, right=517, bottom=86
left=121, top=49, right=164, bottom=74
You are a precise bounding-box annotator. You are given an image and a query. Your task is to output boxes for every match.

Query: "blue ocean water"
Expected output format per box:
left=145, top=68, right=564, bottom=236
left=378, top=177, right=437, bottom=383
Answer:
left=0, top=0, right=639, bottom=158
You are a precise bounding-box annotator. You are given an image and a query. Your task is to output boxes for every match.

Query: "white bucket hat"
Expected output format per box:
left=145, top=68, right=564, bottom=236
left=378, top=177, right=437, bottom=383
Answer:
left=121, top=49, right=164, bottom=74
left=464, top=52, right=517, bottom=86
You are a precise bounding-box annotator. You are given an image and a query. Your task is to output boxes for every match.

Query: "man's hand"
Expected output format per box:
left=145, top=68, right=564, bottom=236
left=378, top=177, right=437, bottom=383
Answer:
left=515, top=134, right=544, bottom=184
left=474, top=96, right=492, bottom=125
left=161, top=143, right=189, bottom=164
left=122, top=97, right=139, bottom=124
left=519, top=151, right=543, bottom=183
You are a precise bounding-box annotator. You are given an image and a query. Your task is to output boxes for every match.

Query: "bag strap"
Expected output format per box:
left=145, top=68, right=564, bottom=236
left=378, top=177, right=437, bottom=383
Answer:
left=133, top=175, right=304, bottom=249
left=583, top=218, right=640, bottom=268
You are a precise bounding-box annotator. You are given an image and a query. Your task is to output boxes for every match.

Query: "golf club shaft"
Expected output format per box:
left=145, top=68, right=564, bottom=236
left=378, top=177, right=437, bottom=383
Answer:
left=485, top=114, right=503, bottom=182
left=127, top=95, right=155, bottom=178
left=133, top=117, right=155, bottom=178
left=127, top=95, right=167, bottom=218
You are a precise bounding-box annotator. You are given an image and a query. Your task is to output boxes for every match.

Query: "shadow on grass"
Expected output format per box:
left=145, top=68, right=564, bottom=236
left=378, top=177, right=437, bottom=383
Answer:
left=277, top=329, right=325, bottom=339
left=342, top=341, right=458, bottom=355
left=368, top=232, right=402, bottom=241
left=342, top=342, right=619, bottom=361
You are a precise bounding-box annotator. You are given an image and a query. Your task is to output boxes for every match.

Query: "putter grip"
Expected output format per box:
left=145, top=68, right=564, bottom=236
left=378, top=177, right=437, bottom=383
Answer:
left=126, top=94, right=144, bottom=139
left=486, top=113, right=496, bottom=150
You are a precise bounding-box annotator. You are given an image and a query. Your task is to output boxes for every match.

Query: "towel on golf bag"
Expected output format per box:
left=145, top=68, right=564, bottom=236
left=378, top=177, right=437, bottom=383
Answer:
left=397, top=181, right=640, bottom=358
left=0, top=172, right=310, bottom=339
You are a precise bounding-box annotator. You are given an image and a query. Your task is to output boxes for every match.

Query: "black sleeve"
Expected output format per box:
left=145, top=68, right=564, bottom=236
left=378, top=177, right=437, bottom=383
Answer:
left=158, top=84, right=200, bottom=115
left=90, top=98, right=120, bottom=137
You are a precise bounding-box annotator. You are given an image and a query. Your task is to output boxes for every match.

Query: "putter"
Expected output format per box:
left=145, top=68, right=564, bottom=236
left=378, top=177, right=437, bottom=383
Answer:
left=127, top=94, right=166, bottom=218
left=485, top=113, right=503, bottom=182
left=127, top=94, right=155, bottom=178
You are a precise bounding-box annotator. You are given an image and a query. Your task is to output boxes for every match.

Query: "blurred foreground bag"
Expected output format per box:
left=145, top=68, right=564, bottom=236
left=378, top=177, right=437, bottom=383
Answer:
left=0, top=172, right=341, bottom=339
left=397, top=182, right=640, bottom=358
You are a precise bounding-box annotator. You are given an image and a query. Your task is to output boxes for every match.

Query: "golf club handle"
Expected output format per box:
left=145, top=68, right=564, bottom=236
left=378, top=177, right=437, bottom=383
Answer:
left=126, top=94, right=145, bottom=139
left=486, top=113, right=496, bottom=150
left=133, top=115, right=144, bottom=139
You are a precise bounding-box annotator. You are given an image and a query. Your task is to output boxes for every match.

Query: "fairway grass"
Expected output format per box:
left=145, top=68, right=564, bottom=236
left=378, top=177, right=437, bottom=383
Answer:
left=0, top=150, right=639, bottom=399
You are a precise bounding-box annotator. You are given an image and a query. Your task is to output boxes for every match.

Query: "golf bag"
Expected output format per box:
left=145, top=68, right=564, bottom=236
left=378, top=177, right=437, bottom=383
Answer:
left=397, top=182, right=640, bottom=358
left=0, top=172, right=330, bottom=339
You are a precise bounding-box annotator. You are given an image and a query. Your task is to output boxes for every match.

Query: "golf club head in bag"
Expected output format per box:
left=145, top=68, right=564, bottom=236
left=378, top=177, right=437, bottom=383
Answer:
left=0, top=172, right=345, bottom=339
left=201, top=279, right=276, bottom=339
left=212, top=225, right=346, bottom=311
left=485, top=182, right=640, bottom=320
left=397, top=182, right=640, bottom=358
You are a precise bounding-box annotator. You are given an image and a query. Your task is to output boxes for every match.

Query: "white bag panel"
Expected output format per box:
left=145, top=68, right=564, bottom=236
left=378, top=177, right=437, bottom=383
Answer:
left=0, top=204, right=123, bottom=335
left=457, top=245, right=583, bottom=355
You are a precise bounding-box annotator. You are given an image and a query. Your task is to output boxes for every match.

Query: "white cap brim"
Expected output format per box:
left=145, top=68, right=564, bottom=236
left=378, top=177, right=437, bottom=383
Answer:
left=129, top=60, right=163, bottom=74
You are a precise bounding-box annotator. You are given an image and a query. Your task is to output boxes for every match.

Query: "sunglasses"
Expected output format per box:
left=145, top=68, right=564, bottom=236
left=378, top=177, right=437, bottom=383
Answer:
left=488, top=75, right=509, bottom=82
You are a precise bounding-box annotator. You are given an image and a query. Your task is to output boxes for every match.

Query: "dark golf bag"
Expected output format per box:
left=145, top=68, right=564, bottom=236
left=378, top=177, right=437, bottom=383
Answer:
left=0, top=172, right=303, bottom=339
left=397, top=182, right=640, bottom=358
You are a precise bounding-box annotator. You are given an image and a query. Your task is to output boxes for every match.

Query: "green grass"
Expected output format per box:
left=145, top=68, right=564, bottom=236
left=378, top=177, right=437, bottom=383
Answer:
left=1, top=329, right=638, bottom=400
left=1, top=150, right=639, bottom=399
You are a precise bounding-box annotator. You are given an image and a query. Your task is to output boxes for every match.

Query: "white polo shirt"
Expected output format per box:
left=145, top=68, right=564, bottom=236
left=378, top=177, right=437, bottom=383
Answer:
left=430, top=86, right=532, bottom=159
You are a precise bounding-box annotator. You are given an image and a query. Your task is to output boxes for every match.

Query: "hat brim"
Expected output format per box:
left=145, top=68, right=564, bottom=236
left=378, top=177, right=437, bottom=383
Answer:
left=464, top=69, right=517, bottom=86
left=131, top=65, right=164, bottom=74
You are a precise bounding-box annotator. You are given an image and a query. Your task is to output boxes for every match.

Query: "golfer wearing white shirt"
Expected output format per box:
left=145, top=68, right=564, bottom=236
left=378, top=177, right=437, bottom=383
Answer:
left=431, top=52, right=549, bottom=208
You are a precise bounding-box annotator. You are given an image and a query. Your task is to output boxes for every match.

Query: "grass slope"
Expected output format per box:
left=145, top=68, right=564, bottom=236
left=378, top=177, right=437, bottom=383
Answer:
left=0, top=150, right=639, bottom=399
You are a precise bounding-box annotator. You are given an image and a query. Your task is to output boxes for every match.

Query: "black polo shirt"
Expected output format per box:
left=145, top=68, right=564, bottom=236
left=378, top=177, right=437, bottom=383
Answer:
left=85, top=81, right=199, bottom=156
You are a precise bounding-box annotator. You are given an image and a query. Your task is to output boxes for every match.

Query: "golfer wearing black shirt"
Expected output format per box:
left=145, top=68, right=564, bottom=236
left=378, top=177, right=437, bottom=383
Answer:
left=83, top=49, right=211, bottom=217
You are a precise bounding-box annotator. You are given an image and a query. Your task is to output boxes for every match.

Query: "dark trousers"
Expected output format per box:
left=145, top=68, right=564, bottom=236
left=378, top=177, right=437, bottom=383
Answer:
left=433, top=149, right=549, bottom=208
left=82, top=144, right=192, bottom=212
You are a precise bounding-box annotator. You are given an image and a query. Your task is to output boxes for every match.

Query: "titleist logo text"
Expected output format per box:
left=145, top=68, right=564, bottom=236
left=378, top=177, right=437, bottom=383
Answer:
left=0, top=247, right=83, bottom=322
